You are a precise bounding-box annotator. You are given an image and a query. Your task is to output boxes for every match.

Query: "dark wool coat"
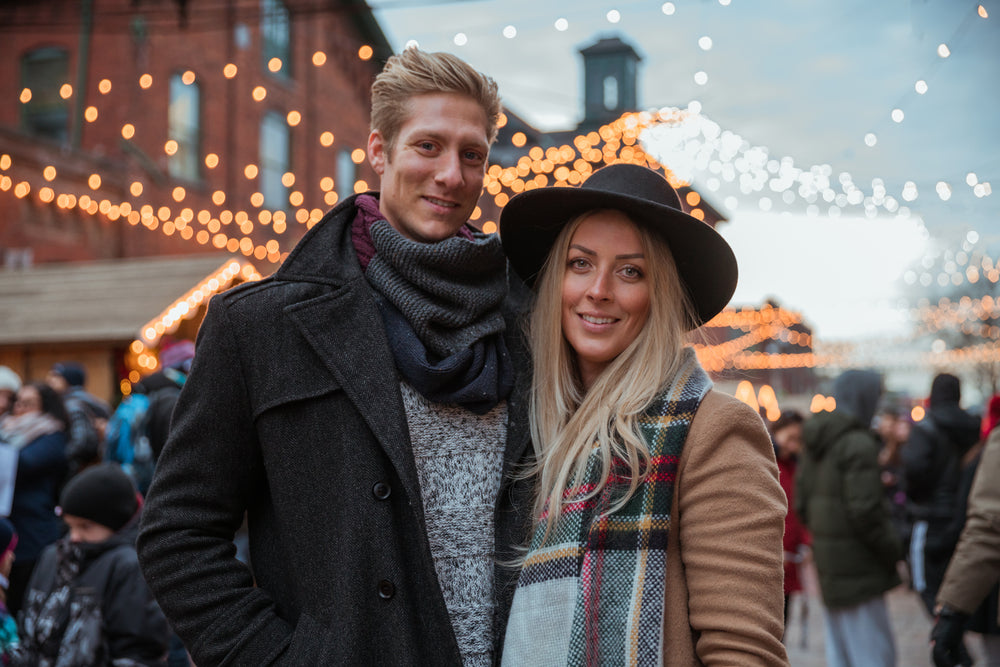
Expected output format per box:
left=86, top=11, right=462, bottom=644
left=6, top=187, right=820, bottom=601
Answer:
left=136, top=194, right=534, bottom=666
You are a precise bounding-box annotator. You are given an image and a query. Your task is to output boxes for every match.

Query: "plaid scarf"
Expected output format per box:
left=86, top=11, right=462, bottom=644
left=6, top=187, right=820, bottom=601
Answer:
left=505, top=349, right=711, bottom=666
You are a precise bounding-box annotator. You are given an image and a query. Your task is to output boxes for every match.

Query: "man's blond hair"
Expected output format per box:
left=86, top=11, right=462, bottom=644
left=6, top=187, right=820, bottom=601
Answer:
left=370, top=47, right=502, bottom=155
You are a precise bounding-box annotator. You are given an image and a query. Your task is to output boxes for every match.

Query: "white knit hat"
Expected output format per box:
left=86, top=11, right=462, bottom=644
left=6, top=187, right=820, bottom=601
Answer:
left=0, top=366, right=21, bottom=394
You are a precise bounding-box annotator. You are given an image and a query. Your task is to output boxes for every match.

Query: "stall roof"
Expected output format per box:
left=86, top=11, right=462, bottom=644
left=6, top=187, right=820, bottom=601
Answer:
left=0, top=254, right=244, bottom=345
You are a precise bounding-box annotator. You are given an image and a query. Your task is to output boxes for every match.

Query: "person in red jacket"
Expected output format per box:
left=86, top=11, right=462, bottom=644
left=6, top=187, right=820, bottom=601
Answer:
left=772, top=410, right=811, bottom=633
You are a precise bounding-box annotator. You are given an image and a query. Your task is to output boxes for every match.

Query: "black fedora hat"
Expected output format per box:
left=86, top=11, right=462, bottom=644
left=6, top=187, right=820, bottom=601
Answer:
left=499, top=163, right=738, bottom=328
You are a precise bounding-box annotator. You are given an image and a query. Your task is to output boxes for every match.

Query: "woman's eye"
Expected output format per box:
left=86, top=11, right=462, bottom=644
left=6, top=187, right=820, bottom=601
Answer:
left=621, top=266, right=642, bottom=278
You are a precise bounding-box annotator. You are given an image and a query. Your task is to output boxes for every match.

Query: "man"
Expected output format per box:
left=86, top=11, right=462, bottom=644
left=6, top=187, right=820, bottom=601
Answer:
left=137, top=48, right=533, bottom=666
left=931, top=427, right=1000, bottom=666
left=903, top=372, right=981, bottom=616
left=46, top=362, right=111, bottom=477
left=795, top=370, right=903, bottom=667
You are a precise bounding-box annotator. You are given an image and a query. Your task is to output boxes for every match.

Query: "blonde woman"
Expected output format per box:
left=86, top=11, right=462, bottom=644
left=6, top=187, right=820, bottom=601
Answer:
left=498, top=163, right=789, bottom=666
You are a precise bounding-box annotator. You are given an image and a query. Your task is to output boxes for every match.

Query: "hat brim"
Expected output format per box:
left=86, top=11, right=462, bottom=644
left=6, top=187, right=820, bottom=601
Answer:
left=499, top=186, right=738, bottom=328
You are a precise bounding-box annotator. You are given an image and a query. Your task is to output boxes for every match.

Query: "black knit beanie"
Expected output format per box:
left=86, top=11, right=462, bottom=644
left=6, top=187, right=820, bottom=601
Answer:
left=929, top=373, right=961, bottom=408
left=59, top=463, right=138, bottom=532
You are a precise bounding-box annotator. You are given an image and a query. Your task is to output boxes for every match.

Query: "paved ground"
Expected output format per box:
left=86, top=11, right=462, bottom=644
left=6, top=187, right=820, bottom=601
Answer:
left=785, top=562, right=987, bottom=666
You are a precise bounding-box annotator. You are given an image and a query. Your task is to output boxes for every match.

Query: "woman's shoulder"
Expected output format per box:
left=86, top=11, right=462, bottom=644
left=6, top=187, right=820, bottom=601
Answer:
left=693, top=389, right=766, bottom=428
left=685, top=389, right=773, bottom=460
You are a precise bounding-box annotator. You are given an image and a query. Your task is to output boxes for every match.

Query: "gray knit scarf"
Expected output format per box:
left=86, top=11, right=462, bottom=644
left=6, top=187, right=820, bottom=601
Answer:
left=362, top=218, right=512, bottom=413
left=367, top=220, right=508, bottom=357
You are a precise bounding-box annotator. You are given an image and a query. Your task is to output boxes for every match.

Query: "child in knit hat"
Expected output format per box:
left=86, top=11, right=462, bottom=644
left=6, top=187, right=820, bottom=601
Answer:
left=12, top=464, right=168, bottom=666
left=0, top=518, right=19, bottom=663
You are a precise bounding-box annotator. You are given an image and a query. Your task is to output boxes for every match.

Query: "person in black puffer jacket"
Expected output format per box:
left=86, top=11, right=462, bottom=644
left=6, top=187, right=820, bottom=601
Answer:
left=903, top=373, right=981, bottom=616
left=13, top=464, right=169, bottom=667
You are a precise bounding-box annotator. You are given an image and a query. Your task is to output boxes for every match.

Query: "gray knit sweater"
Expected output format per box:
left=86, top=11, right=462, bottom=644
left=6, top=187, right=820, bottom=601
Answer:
left=400, top=381, right=507, bottom=667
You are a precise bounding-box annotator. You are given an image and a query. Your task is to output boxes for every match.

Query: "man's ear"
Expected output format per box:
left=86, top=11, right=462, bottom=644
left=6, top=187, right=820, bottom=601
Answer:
left=368, top=130, right=387, bottom=176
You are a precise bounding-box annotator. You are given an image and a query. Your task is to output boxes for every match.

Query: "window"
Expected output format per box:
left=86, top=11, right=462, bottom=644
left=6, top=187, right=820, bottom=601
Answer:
left=337, top=150, right=356, bottom=199
left=603, top=76, right=619, bottom=111
left=261, top=0, right=290, bottom=78
left=260, top=111, right=290, bottom=209
left=21, top=47, right=69, bottom=141
left=168, top=73, right=201, bottom=180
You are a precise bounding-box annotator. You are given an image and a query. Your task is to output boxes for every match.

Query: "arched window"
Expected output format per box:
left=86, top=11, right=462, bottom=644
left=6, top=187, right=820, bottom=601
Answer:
left=260, top=111, right=290, bottom=209
left=21, top=47, right=69, bottom=141
left=169, top=73, right=201, bottom=180
left=603, top=76, right=619, bottom=111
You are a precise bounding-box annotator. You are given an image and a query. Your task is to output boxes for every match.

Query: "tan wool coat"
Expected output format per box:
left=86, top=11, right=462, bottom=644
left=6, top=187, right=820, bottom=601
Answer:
left=662, top=390, right=790, bottom=666
left=936, top=428, right=1000, bottom=619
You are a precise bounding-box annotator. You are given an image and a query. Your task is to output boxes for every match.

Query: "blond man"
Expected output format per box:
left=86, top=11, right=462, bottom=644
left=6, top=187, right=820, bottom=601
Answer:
left=137, top=49, right=533, bottom=666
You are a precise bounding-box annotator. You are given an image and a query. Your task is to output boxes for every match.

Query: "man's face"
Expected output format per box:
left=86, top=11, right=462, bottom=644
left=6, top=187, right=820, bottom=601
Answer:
left=367, top=93, right=490, bottom=243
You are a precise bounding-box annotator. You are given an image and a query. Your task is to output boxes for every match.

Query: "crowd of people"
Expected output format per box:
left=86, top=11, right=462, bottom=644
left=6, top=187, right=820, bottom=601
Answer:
left=775, top=370, right=1000, bottom=667
left=0, top=45, right=996, bottom=667
left=0, top=350, right=192, bottom=665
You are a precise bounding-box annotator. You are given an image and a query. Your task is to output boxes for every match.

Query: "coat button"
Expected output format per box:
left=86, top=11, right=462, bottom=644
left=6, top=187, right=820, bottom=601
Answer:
left=378, top=580, right=395, bottom=600
left=372, top=481, right=391, bottom=500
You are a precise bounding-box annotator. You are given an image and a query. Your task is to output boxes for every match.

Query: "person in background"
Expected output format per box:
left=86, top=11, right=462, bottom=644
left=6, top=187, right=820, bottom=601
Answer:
left=0, top=369, right=19, bottom=419
left=138, top=47, right=533, bottom=666
left=13, top=463, right=168, bottom=666
left=0, top=382, right=68, bottom=616
left=931, top=425, right=1000, bottom=667
left=796, top=369, right=903, bottom=667
left=875, top=404, right=913, bottom=561
left=498, top=163, right=788, bottom=665
left=45, top=363, right=110, bottom=478
left=0, top=519, right=19, bottom=663
left=771, top=410, right=811, bottom=633
left=903, top=373, right=980, bottom=617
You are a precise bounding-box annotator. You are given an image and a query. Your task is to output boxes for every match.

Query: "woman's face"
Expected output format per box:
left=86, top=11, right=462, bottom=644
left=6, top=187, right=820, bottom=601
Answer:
left=12, top=385, right=41, bottom=417
left=561, top=211, right=651, bottom=389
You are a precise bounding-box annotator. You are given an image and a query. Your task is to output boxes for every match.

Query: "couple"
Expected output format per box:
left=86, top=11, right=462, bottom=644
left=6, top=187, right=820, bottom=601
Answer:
left=136, top=48, right=788, bottom=666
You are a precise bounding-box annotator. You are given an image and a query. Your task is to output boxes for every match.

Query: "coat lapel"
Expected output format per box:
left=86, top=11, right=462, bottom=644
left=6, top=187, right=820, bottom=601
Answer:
left=285, top=280, right=424, bottom=506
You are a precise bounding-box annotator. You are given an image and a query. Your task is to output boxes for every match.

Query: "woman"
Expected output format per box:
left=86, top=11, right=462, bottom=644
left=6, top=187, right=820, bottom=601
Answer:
left=498, top=163, right=788, bottom=665
left=0, top=382, right=68, bottom=615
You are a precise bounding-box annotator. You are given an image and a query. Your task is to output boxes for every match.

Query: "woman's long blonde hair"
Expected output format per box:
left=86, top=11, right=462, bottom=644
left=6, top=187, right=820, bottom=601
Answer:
left=527, top=210, right=698, bottom=540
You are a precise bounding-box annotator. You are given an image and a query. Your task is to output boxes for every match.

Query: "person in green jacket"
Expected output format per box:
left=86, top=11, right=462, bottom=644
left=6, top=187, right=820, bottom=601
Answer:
left=795, top=369, right=904, bottom=667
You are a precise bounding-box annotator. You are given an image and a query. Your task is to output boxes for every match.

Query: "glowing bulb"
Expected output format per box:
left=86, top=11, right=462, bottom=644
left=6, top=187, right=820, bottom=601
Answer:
left=312, top=51, right=326, bottom=66
left=358, top=45, right=373, bottom=60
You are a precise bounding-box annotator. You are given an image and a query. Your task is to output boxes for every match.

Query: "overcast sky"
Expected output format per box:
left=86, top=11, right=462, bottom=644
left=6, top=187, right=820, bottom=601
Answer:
left=372, top=0, right=999, bottom=341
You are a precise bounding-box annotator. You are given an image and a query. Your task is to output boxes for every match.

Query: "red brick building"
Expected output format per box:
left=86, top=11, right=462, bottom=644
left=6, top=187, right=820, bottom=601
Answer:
left=0, top=0, right=391, bottom=267
left=0, top=0, right=391, bottom=398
